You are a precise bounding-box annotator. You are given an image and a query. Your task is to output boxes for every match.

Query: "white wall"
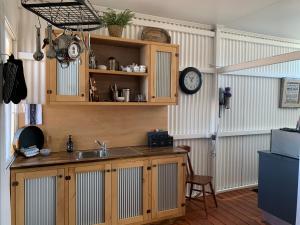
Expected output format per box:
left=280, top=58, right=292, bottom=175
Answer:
left=216, top=29, right=300, bottom=191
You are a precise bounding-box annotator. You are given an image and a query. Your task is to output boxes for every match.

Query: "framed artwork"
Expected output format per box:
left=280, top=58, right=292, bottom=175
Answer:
left=280, top=78, right=300, bottom=108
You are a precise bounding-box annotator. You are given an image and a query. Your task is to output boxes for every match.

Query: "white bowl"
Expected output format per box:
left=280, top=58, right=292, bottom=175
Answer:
left=116, top=97, right=125, bottom=102
left=40, top=148, right=51, bottom=156
left=97, top=65, right=107, bottom=70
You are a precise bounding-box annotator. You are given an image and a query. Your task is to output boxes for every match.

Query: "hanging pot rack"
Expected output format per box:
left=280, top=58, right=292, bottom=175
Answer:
left=21, top=0, right=103, bottom=31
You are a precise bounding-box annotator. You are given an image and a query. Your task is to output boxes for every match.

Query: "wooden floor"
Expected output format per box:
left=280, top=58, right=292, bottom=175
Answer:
left=155, top=188, right=266, bottom=225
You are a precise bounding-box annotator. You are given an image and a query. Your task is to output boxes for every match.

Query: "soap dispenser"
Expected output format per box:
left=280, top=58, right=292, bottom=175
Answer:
left=66, top=135, right=74, bottom=152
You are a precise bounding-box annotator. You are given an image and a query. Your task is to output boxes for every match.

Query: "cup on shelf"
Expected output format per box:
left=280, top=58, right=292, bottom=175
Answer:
left=133, top=65, right=140, bottom=72
left=122, top=89, right=130, bottom=102
left=139, top=65, right=146, bottom=73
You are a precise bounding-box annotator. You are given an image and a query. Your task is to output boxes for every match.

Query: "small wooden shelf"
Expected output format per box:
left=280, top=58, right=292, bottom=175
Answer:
left=89, top=69, right=148, bottom=77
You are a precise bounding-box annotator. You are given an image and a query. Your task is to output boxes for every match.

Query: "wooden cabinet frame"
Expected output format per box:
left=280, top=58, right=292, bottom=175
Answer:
left=47, top=53, right=88, bottom=102
left=111, top=160, right=149, bottom=225
left=15, top=169, right=65, bottom=225
left=150, top=45, right=178, bottom=104
left=151, top=157, right=185, bottom=220
left=68, top=163, right=112, bottom=225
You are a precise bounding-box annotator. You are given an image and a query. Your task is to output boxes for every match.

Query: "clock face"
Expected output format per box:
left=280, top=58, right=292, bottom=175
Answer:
left=68, top=43, right=80, bottom=59
left=179, top=67, right=202, bottom=94
left=184, top=71, right=200, bottom=91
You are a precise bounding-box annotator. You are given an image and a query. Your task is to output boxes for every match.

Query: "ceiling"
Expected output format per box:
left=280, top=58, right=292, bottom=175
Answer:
left=91, top=0, right=300, bottom=40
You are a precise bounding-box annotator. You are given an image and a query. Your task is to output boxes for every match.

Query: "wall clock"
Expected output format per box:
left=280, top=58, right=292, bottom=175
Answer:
left=179, top=67, right=202, bottom=94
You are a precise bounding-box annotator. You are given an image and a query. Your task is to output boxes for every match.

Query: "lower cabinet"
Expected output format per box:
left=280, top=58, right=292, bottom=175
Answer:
left=11, top=156, right=186, bottom=225
left=68, top=163, right=112, bottom=225
left=151, top=157, right=185, bottom=220
left=111, top=160, right=149, bottom=225
left=14, top=169, right=65, bottom=225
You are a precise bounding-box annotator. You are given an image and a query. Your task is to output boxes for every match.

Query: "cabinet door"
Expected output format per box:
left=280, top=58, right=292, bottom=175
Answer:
left=68, top=164, right=111, bottom=225
left=111, top=161, right=149, bottom=225
left=48, top=53, right=87, bottom=102
left=15, top=169, right=65, bottom=225
left=150, top=45, right=178, bottom=103
left=151, top=157, right=185, bottom=220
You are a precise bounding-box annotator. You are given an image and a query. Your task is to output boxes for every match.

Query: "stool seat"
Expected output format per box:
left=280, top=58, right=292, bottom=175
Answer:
left=186, top=175, right=212, bottom=185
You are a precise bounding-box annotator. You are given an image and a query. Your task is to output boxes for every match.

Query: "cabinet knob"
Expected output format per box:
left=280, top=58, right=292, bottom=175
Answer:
left=152, top=96, right=155, bottom=99
left=12, top=181, right=19, bottom=186
left=81, top=93, right=85, bottom=97
left=57, top=175, right=63, bottom=178
left=65, top=176, right=71, bottom=180
left=47, top=90, right=52, bottom=94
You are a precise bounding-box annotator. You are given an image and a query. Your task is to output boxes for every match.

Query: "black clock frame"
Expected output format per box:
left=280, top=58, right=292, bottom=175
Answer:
left=179, top=67, right=202, bottom=94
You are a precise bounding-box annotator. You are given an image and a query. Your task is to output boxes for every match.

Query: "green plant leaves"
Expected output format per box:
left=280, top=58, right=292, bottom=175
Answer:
left=101, top=8, right=135, bottom=27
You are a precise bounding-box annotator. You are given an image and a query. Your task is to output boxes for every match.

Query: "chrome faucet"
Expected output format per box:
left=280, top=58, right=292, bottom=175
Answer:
left=95, top=140, right=108, bottom=157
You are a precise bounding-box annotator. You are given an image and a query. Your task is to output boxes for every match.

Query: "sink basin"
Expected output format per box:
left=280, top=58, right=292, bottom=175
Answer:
left=75, top=150, right=109, bottom=160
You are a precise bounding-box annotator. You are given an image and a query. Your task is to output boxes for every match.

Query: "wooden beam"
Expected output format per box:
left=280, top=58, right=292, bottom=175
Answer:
left=217, top=50, right=300, bottom=74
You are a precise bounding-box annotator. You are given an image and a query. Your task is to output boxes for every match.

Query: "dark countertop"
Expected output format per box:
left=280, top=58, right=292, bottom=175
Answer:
left=11, top=146, right=187, bottom=169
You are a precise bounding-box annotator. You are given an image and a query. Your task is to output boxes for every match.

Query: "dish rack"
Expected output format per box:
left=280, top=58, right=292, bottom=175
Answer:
left=21, top=0, right=103, bottom=31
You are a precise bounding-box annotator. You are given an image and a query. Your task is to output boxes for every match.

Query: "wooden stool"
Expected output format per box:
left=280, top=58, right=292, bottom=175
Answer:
left=178, top=145, right=218, bottom=217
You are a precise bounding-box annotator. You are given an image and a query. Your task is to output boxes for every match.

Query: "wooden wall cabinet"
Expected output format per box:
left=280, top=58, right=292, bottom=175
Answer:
left=11, top=155, right=185, bottom=225
left=150, top=45, right=178, bottom=104
left=46, top=34, right=179, bottom=106
left=47, top=54, right=88, bottom=102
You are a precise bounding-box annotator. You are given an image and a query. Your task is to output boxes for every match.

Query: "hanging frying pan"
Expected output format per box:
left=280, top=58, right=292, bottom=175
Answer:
left=13, top=126, right=44, bottom=151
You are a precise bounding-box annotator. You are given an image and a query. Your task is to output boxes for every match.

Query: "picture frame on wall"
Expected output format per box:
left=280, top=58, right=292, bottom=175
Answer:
left=280, top=78, right=300, bottom=108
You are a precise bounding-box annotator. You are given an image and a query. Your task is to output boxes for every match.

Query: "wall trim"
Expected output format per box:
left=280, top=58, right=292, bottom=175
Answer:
left=93, top=5, right=215, bottom=37
left=216, top=184, right=258, bottom=194
left=218, top=130, right=271, bottom=137
left=221, top=27, right=300, bottom=47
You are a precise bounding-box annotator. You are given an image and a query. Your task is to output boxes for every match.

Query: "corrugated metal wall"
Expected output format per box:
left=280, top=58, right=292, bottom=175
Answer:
left=216, top=135, right=270, bottom=191
left=76, top=171, right=105, bottom=225
left=220, top=32, right=300, bottom=78
left=117, top=167, right=143, bottom=220
left=217, top=30, right=300, bottom=191
left=158, top=163, right=178, bottom=211
left=25, top=176, right=56, bottom=225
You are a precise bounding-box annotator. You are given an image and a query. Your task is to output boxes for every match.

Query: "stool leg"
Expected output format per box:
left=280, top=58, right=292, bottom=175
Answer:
left=202, top=185, right=208, bottom=217
left=189, top=183, right=193, bottom=200
left=209, top=182, right=218, bottom=208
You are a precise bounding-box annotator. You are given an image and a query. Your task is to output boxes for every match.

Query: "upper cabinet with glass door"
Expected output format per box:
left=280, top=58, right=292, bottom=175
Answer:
left=47, top=51, right=87, bottom=102
left=150, top=45, right=179, bottom=104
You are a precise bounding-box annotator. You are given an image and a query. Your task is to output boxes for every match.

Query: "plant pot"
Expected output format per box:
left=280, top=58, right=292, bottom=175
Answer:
left=108, top=25, right=123, bottom=37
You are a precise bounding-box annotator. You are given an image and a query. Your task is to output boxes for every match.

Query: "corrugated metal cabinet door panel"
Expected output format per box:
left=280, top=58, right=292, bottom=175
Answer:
left=150, top=45, right=178, bottom=103
left=15, top=169, right=65, bottom=225
left=111, top=160, right=149, bottom=225
left=69, top=164, right=111, bottom=225
left=151, top=157, right=185, bottom=220
left=47, top=51, right=87, bottom=103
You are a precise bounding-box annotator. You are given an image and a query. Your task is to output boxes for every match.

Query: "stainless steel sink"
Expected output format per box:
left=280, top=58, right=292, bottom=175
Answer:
left=75, top=150, right=109, bottom=160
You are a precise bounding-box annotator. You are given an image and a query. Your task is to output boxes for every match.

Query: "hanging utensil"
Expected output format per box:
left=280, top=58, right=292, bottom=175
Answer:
left=33, top=27, right=44, bottom=61
left=46, top=25, right=56, bottom=58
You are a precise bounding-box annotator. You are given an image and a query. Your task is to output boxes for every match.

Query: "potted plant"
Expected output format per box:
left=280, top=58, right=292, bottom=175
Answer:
left=101, top=8, right=135, bottom=38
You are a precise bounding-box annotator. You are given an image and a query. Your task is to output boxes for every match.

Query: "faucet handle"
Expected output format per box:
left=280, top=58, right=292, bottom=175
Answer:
left=95, top=139, right=103, bottom=146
